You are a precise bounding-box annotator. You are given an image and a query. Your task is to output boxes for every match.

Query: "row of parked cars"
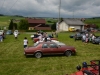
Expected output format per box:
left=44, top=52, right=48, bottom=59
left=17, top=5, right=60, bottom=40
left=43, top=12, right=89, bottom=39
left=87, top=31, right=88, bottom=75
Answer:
left=69, top=31, right=100, bottom=45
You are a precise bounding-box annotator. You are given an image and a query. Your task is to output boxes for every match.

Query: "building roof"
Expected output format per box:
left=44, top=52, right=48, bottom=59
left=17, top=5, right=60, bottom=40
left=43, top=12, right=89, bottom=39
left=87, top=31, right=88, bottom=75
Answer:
left=26, top=18, right=46, bottom=24
left=63, top=18, right=85, bottom=25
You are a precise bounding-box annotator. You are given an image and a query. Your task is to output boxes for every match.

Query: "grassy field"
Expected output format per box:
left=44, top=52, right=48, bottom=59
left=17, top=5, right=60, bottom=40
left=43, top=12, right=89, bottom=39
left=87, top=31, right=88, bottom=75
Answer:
left=0, top=32, right=100, bottom=75
left=0, top=16, right=24, bottom=27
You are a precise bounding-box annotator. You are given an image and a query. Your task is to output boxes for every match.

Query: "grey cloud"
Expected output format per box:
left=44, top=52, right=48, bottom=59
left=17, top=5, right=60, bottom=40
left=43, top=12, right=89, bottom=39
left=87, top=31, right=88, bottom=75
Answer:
left=0, top=0, right=100, bottom=18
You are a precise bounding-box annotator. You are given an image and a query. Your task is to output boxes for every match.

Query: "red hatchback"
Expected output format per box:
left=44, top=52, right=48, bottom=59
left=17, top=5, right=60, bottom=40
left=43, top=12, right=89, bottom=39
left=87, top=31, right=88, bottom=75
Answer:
left=24, top=41, right=76, bottom=58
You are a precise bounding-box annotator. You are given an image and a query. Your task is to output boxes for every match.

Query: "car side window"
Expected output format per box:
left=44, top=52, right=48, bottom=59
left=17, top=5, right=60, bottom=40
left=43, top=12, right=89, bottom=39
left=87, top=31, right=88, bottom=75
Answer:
left=50, top=44, right=58, bottom=48
left=42, top=44, right=48, bottom=48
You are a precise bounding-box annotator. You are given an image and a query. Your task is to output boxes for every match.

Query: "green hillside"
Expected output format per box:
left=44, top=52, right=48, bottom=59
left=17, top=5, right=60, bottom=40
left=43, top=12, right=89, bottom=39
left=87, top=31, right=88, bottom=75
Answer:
left=0, top=16, right=24, bottom=29
left=84, top=18, right=100, bottom=28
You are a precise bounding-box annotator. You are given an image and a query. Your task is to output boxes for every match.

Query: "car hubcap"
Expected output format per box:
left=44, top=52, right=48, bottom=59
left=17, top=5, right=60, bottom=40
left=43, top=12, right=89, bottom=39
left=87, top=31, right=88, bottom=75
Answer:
left=35, top=52, right=41, bottom=58
left=66, top=51, right=71, bottom=56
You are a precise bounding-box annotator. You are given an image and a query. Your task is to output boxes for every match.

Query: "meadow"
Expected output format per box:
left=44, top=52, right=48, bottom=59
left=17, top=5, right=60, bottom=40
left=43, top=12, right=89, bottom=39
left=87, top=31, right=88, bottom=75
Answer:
left=0, top=32, right=100, bottom=75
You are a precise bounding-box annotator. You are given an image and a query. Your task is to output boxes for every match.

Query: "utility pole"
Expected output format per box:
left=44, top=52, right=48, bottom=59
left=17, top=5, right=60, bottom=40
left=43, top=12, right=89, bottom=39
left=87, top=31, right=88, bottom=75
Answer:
left=58, top=0, right=61, bottom=22
left=57, top=0, right=61, bottom=31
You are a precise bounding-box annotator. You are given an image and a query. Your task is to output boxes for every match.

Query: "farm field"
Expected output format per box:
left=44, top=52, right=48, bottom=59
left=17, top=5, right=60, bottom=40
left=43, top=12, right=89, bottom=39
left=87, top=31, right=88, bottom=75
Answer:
left=0, top=32, right=100, bottom=75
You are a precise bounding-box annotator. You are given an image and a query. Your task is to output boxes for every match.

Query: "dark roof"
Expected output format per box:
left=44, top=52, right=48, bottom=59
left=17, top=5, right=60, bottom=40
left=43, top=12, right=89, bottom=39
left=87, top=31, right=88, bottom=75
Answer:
left=63, top=18, right=85, bottom=25
left=26, top=18, right=46, bottom=23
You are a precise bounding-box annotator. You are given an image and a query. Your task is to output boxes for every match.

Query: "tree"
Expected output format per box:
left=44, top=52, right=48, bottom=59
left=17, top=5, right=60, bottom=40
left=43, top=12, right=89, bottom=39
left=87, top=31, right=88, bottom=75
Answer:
left=8, top=19, right=13, bottom=30
left=19, top=19, right=29, bottom=30
left=51, top=22, right=56, bottom=30
left=13, top=23, right=17, bottom=30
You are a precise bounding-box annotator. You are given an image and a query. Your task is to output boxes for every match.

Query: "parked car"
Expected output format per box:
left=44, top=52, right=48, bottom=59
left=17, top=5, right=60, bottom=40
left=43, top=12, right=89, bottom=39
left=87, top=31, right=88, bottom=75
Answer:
left=6, top=30, right=13, bottom=35
left=0, top=30, right=6, bottom=39
left=66, top=60, right=100, bottom=75
left=92, top=36, right=100, bottom=44
left=13, top=30, right=20, bottom=35
left=69, top=31, right=86, bottom=40
left=24, top=41, right=76, bottom=58
left=69, top=32, right=83, bottom=40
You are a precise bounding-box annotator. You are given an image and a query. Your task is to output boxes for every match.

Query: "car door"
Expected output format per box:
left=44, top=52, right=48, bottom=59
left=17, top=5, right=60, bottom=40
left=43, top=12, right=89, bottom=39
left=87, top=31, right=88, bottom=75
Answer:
left=49, top=43, right=61, bottom=54
left=41, top=43, right=51, bottom=54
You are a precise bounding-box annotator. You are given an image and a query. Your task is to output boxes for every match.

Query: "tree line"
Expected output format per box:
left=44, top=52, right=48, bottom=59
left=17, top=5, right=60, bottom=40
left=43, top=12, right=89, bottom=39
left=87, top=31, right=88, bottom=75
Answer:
left=8, top=19, right=29, bottom=30
left=8, top=19, right=56, bottom=30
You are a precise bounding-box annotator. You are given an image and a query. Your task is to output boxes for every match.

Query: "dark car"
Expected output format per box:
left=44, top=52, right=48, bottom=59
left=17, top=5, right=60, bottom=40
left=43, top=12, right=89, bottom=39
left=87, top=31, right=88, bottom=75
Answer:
left=92, top=36, right=100, bottom=44
left=69, top=31, right=86, bottom=40
left=24, top=41, right=76, bottom=58
left=74, top=33, right=83, bottom=40
left=66, top=60, right=100, bottom=75
left=6, top=30, right=13, bottom=35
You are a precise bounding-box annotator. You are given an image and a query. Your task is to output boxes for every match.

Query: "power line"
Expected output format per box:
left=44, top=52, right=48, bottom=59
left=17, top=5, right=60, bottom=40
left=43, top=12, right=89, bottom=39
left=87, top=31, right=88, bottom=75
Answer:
left=5, top=0, right=19, bottom=15
left=58, top=0, right=61, bottom=22
left=0, top=0, right=6, bottom=13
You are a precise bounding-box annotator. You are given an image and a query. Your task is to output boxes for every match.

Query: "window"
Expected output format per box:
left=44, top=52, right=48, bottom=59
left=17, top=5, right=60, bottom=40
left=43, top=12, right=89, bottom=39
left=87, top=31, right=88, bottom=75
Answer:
left=42, top=44, right=48, bottom=48
left=50, top=44, right=58, bottom=48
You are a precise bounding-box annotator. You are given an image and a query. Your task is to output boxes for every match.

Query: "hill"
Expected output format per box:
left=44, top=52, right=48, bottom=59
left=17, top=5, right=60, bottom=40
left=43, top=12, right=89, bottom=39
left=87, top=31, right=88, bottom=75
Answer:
left=84, top=18, right=100, bottom=28
left=0, top=15, right=24, bottom=29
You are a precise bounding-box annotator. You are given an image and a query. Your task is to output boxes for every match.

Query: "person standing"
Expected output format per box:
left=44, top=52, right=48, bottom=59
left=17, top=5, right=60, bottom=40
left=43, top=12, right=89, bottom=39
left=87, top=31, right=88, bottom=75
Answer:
left=23, top=37, right=28, bottom=49
left=14, top=32, right=18, bottom=39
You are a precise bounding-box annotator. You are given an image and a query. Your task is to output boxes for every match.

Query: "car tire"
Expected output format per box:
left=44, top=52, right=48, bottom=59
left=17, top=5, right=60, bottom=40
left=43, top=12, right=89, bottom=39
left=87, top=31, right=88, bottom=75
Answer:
left=34, top=52, right=42, bottom=58
left=65, top=51, right=72, bottom=57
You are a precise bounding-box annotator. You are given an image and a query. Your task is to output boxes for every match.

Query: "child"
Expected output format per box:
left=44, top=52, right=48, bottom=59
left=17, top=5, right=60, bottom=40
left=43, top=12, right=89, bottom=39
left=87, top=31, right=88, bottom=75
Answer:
left=23, top=37, right=28, bottom=49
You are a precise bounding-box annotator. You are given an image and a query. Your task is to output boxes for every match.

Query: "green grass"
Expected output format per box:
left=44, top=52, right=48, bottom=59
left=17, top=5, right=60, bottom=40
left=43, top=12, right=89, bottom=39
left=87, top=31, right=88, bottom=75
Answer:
left=0, top=32, right=100, bottom=75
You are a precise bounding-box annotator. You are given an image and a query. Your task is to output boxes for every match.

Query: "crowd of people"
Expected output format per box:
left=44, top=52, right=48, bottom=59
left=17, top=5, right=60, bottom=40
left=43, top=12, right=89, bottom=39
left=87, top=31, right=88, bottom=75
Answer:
left=75, top=32, right=96, bottom=44
left=34, top=31, right=58, bottom=41
left=24, top=31, right=58, bottom=49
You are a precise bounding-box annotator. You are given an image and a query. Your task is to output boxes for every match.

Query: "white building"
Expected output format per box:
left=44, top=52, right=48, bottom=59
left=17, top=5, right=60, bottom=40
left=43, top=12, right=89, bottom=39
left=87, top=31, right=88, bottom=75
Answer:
left=58, top=18, right=85, bottom=31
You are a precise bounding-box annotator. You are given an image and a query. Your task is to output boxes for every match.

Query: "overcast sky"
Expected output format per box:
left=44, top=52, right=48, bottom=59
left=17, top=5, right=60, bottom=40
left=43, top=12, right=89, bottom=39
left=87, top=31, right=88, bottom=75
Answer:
left=0, top=0, right=100, bottom=18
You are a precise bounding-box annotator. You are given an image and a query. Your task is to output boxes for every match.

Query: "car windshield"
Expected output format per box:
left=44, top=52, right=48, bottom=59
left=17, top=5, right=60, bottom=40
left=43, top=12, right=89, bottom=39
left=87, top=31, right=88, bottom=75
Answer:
left=98, top=37, right=100, bottom=39
left=55, top=42, right=66, bottom=45
left=77, top=33, right=81, bottom=35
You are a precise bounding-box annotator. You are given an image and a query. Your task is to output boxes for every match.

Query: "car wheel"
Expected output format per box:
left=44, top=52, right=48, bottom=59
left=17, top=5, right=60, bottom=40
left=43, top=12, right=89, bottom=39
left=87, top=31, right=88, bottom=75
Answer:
left=65, top=51, right=72, bottom=57
left=34, top=52, right=42, bottom=58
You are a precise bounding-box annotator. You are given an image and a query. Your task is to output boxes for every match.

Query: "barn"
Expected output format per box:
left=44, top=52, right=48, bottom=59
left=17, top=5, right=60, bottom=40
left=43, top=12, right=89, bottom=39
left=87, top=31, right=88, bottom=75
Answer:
left=58, top=18, right=85, bottom=31
left=26, top=18, right=51, bottom=30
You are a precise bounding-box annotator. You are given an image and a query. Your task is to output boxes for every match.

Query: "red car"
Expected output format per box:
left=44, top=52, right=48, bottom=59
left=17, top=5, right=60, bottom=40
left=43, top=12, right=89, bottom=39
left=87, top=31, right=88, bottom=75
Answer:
left=66, top=60, right=100, bottom=75
left=24, top=41, right=76, bottom=58
left=33, top=38, right=57, bottom=43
